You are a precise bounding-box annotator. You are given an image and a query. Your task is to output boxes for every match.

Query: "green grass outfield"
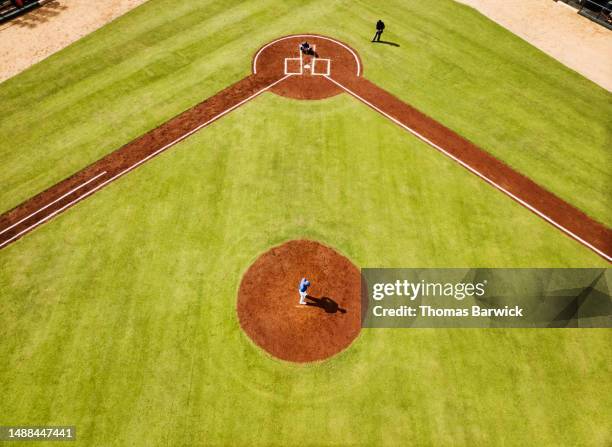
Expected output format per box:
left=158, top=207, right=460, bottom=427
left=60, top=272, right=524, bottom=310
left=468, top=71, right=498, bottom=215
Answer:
left=0, top=0, right=610, bottom=446
left=0, top=0, right=610, bottom=224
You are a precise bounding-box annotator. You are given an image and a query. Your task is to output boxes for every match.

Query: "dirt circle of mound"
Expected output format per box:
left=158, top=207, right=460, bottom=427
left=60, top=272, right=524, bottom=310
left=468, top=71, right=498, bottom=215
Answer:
left=237, top=240, right=362, bottom=363
left=252, top=34, right=362, bottom=100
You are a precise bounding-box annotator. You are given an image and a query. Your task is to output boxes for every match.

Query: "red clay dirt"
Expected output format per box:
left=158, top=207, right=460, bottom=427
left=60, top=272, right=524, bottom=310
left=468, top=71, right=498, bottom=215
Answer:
left=236, top=240, right=362, bottom=363
left=253, top=34, right=361, bottom=100
left=328, top=73, right=612, bottom=257
left=0, top=33, right=610, bottom=262
left=0, top=73, right=282, bottom=248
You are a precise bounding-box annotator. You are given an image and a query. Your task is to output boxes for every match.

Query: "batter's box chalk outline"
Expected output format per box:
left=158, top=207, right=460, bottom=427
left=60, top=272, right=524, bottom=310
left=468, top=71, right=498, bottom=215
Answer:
left=312, top=58, right=331, bottom=76
left=284, top=57, right=303, bottom=75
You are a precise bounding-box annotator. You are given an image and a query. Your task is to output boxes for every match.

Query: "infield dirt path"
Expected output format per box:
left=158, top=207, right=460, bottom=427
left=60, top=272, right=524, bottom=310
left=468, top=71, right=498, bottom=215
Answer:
left=1, top=34, right=610, bottom=262
left=0, top=73, right=286, bottom=248
left=326, top=72, right=611, bottom=261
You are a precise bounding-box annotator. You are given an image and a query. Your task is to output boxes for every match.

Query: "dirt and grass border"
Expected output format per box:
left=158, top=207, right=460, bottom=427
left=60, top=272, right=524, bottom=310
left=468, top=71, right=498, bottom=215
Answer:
left=0, top=34, right=609, bottom=261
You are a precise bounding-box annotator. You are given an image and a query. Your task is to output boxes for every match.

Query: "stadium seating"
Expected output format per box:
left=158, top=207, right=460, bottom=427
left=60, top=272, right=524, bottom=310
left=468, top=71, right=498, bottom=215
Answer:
left=556, top=0, right=612, bottom=30
left=579, top=0, right=612, bottom=29
left=0, top=0, right=42, bottom=24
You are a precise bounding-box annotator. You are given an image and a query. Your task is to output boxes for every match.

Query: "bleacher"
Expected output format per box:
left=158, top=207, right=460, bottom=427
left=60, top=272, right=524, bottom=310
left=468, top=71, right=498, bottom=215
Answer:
left=0, top=0, right=43, bottom=24
left=556, top=0, right=612, bottom=30
left=578, top=0, right=612, bottom=29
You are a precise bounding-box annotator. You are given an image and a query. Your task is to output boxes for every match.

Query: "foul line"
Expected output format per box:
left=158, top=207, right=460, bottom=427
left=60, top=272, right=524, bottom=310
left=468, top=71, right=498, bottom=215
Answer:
left=0, top=171, right=107, bottom=235
left=0, top=74, right=292, bottom=249
left=326, top=75, right=611, bottom=262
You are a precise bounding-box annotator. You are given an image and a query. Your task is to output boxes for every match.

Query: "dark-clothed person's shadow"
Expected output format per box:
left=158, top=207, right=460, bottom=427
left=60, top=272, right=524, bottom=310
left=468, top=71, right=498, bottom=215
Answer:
left=305, top=295, right=347, bottom=314
left=302, top=48, right=319, bottom=58
left=373, top=40, right=400, bottom=47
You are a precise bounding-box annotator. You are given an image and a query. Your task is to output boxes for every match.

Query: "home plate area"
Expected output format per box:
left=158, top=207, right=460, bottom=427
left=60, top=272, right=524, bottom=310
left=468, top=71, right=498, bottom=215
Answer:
left=283, top=45, right=331, bottom=76
left=253, top=34, right=361, bottom=100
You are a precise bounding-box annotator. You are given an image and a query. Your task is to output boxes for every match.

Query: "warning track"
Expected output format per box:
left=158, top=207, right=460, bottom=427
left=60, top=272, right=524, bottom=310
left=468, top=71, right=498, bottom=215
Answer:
left=0, top=34, right=610, bottom=261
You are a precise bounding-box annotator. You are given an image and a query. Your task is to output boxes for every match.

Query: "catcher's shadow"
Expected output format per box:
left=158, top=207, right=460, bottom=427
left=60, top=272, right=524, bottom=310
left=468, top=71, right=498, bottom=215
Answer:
left=302, top=48, right=320, bottom=58
left=305, top=295, right=347, bottom=314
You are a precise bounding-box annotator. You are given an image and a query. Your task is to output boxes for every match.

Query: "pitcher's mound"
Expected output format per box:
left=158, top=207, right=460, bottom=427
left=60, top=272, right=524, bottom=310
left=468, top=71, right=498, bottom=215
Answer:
left=237, top=240, right=362, bottom=362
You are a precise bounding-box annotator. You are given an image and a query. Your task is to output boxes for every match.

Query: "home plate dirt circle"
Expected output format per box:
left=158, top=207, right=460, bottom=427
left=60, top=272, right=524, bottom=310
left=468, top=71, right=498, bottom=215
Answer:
left=237, top=240, right=362, bottom=363
left=253, top=34, right=362, bottom=100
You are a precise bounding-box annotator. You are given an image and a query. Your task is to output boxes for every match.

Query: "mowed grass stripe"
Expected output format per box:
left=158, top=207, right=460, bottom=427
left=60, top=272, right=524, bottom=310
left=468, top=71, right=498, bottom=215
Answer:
left=1, top=0, right=610, bottom=225
left=1, top=93, right=609, bottom=445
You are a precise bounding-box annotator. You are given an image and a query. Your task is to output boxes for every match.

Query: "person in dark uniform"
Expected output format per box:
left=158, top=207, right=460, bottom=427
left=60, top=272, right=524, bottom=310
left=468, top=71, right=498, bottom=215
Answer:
left=300, top=41, right=313, bottom=55
left=372, top=19, right=385, bottom=42
left=299, top=41, right=319, bottom=57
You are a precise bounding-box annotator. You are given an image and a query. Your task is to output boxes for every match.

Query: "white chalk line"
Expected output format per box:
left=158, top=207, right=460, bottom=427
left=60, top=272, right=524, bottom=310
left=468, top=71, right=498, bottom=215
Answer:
left=284, top=57, right=302, bottom=75
left=0, top=171, right=107, bottom=235
left=312, top=58, right=331, bottom=76
left=326, top=75, right=611, bottom=262
left=253, top=34, right=361, bottom=76
left=0, top=74, right=292, bottom=249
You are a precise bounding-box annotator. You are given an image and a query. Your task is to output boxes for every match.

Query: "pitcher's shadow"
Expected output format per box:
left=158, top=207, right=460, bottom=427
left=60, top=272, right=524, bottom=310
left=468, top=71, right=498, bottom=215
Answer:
left=305, top=295, right=347, bottom=314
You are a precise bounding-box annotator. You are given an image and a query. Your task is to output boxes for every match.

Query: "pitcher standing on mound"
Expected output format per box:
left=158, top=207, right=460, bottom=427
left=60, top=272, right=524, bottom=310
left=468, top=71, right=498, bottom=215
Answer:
left=298, top=278, right=311, bottom=305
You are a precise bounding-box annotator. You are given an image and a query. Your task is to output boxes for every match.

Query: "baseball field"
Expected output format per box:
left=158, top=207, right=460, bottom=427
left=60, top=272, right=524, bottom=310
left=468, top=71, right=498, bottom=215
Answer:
left=0, top=0, right=610, bottom=445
